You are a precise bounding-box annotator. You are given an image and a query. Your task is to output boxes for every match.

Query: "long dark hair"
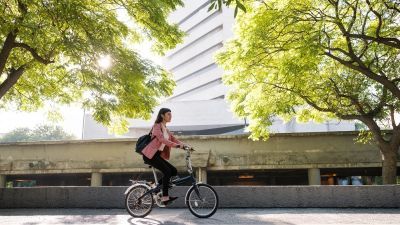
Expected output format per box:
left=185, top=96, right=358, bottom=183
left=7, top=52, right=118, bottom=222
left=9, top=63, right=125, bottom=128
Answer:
left=154, top=108, right=171, bottom=124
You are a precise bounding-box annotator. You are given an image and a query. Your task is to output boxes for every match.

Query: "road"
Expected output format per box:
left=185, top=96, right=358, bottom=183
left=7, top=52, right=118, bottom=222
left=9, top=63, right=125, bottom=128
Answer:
left=0, top=208, right=399, bottom=225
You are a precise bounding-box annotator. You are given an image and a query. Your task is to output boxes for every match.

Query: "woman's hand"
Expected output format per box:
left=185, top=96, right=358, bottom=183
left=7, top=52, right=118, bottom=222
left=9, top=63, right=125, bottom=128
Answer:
left=177, top=144, right=191, bottom=150
left=183, top=145, right=195, bottom=151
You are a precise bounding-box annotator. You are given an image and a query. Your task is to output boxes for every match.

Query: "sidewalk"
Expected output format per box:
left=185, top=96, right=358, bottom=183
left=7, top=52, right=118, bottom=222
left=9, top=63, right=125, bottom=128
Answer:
left=1, top=208, right=399, bottom=225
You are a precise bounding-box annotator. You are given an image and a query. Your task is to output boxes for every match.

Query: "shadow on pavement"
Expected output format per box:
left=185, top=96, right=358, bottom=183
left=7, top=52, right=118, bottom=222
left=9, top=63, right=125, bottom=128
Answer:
left=126, top=211, right=296, bottom=225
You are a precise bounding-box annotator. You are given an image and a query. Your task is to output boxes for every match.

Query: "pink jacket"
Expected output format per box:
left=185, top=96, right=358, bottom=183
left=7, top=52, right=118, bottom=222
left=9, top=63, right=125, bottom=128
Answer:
left=142, top=123, right=183, bottom=160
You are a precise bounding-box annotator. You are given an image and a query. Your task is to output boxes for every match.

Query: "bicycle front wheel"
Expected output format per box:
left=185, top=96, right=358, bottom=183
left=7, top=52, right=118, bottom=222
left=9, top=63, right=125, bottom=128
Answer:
left=186, top=183, right=219, bottom=218
left=125, top=185, right=154, bottom=218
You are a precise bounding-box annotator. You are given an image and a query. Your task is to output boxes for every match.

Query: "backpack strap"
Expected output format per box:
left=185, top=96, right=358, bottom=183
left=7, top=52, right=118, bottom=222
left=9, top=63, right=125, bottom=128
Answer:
left=150, top=123, right=164, bottom=135
left=149, top=126, right=156, bottom=141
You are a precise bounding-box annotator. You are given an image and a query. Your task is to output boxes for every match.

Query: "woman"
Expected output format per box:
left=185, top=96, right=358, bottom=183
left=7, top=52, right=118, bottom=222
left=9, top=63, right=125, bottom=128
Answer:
left=142, top=108, right=188, bottom=204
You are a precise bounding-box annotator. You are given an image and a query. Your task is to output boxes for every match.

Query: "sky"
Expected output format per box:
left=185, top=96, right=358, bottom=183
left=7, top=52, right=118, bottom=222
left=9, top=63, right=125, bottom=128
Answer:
left=0, top=9, right=163, bottom=139
left=0, top=105, right=85, bottom=138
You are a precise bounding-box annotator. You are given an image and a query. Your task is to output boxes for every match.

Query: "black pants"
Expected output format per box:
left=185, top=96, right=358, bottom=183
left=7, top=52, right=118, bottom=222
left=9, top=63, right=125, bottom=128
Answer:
left=143, top=151, right=177, bottom=196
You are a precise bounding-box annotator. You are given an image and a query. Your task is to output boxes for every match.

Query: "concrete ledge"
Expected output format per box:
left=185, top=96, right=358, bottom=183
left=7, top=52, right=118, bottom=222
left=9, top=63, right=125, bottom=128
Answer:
left=0, top=131, right=369, bottom=146
left=0, top=186, right=399, bottom=208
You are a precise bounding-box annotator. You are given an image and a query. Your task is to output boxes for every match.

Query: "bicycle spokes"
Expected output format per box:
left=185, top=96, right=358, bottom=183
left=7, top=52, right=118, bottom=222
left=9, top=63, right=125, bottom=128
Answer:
left=186, top=184, right=219, bottom=218
left=125, top=185, right=154, bottom=218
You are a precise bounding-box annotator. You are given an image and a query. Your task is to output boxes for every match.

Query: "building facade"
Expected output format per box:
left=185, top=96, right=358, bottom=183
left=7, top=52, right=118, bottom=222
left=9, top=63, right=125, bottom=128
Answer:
left=164, top=0, right=234, bottom=101
left=83, top=0, right=356, bottom=139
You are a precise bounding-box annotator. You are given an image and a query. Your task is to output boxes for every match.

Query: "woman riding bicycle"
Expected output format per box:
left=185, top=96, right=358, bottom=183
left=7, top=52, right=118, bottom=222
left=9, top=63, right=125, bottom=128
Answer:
left=141, top=108, right=190, bottom=205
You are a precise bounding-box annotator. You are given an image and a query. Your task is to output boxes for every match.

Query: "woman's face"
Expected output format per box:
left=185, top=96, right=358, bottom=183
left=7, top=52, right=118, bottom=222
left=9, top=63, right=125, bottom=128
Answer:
left=163, top=111, right=172, bottom=123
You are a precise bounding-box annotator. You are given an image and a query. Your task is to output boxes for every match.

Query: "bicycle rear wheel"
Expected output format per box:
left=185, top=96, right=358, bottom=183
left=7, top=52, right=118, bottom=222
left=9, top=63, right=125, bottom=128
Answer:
left=125, top=185, right=154, bottom=218
left=186, top=183, right=219, bottom=218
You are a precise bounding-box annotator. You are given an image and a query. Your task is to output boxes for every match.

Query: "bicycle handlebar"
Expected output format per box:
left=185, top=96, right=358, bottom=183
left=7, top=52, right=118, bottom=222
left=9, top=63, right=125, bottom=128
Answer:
left=183, top=146, right=195, bottom=151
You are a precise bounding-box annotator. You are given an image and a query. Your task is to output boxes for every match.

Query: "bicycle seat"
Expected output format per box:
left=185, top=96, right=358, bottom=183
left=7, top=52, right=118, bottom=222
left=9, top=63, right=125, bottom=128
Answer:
left=144, top=162, right=152, bottom=168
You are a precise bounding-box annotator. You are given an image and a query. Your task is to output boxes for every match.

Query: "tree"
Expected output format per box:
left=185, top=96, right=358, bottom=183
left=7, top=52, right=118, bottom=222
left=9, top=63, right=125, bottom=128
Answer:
left=216, top=0, right=400, bottom=184
left=0, top=0, right=184, bottom=133
left=0, top=125, right=75, bottom=142
left=209, top=0, right=247, bottom=17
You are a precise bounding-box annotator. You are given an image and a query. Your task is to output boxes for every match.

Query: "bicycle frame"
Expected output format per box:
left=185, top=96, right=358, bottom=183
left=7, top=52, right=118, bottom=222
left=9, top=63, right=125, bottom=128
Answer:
left=136, top=148, right=201, bottom=202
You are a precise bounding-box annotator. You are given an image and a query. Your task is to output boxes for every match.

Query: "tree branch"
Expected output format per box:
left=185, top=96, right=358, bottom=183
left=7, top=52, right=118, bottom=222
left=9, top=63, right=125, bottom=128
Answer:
left=345, top=33, right=400, bottom=50
left=358, top=115, right=389, bottom=146
left=17, top=0, right=28, bottom=14
left=262, top=81, right=336, bottom=113
left=324, top=51, right=400, bottom=100
left=262, top=76, right=390, bottom=147
left=0, top=31, right=18, bottom=75
left=366, top=0, right=383, bottom=39
left=343, top=0, right=400, bottom=50
left=0, top=65, right=26, bottom=99
left=383, top=0, right=400, bottom=13
left=388, top=105, right=397, bottom=129
left=368, top=87, right=387, bottom=116
left=328, top=77, right=367, bottom=114
left=344, top=0, right=358, bottom=33
left=327, top=0, right=400, bottom=49
left=13, top=42, right=54, bottom=65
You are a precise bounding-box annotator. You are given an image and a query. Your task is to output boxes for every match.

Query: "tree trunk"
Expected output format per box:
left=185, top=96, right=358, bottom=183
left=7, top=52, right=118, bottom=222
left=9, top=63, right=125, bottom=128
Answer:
left=0, top=31, right=17, bottom=75
left=381, top=146, right=399, bottom=184
left=0, top=66, right=26, bottom=99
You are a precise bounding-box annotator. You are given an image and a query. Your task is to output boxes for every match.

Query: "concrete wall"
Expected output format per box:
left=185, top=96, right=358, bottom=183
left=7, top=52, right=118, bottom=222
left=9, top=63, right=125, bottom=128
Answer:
left=0, top=132, right=399, bottom=177
left=1, top=186, right=399, bottom=208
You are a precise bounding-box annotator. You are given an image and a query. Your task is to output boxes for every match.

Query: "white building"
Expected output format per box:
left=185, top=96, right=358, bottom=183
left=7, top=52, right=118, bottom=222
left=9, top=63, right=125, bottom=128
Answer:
left=164, top=0, right=234, bottom=101
left=83, top=0, right=355, bottom=139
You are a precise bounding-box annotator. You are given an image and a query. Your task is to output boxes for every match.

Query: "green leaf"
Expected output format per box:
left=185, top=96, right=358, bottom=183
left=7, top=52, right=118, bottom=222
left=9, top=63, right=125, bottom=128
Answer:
left=236, top=1, right=247, bottom=13
left=215, top=0, right=399, bottom=142
left=208, top=2, right=216, bottom=11
left=0, top=0, right=184, bottom=133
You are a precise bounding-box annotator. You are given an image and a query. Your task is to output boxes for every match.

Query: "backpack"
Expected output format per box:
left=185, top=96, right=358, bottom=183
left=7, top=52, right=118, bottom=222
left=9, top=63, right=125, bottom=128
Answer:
left=135, top=128, right=155, bottom=155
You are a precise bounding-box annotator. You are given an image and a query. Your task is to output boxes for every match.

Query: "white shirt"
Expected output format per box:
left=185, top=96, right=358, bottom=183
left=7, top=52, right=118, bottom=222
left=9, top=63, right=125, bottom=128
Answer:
left=158, top=123, right=169, bottom=151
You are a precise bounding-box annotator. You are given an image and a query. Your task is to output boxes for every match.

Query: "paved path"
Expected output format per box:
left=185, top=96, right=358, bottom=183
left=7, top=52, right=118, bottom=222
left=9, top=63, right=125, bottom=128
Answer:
left=0, top=208, right=399, bottom=225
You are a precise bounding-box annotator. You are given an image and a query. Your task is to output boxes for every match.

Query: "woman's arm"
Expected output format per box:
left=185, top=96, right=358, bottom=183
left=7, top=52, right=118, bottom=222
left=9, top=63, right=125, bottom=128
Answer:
left=170, top=131, right=183, bottom=146
left=152, top=123, right=179, bottom=148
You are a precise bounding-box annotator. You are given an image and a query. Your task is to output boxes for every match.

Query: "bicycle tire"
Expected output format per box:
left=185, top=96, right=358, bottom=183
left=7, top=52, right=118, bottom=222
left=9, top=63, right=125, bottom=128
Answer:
left=125, top=185, right=154, bottom=218
left=186, top=183, right=219, bottom=218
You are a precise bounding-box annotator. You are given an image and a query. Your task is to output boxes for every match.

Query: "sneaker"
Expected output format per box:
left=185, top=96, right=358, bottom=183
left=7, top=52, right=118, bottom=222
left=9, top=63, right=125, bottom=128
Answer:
left=161, top=196, right=178, bottom=205
left=146, top=181, right=156, bottom=188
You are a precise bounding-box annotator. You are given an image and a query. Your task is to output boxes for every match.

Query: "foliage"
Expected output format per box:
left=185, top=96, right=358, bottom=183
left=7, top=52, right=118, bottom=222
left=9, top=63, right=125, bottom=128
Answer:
left=216, top=0, right=399, bottom=141
left=216, top=0, right=400, bottom=183
left=0, top=124, right=75, bottom=142
left=209, top=0, right=247, bottom=17
left=0, top=0, right=184, bottom=133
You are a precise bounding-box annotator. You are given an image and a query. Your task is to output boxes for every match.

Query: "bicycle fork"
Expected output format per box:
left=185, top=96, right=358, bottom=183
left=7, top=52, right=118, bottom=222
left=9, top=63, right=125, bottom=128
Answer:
left=193, top=184, right=203, bottom=200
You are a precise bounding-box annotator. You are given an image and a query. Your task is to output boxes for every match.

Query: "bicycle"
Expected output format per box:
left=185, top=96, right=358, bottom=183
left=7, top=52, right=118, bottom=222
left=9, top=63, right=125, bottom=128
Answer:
left=124, top=146, right=219, bottom=218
